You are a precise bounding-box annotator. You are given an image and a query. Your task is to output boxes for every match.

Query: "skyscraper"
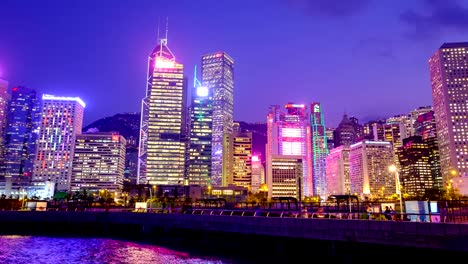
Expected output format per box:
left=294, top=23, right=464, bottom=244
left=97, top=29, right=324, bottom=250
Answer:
left=202, top=52, right=234, bottom=186
left=266, top=104, right=312, bottom=197
left=3, top=86, right=40, bottom=179
left=0, top=78, right=8, bottom=167
left=325, top=146, right=350, bottom=196
left=32, top=94, right=85, bottom=191
left=187, top=67, right=213, bottom=186
left=230, top=130, right=252, bottom=189
left=349, top=141, right=395, bottom=197
left=310, top=102, right=329, bottom=198
left=138, top=30, right=187, bottom=185
left=429, top=42, right=468, bottom=185
left=71, top=132, right=126, bottom=194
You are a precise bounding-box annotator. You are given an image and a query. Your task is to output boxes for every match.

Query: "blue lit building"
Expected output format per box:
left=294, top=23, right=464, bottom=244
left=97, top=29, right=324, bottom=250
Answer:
left=2, top=86, right=41, bottom=180
left=310, top=102, right=329, bottom=198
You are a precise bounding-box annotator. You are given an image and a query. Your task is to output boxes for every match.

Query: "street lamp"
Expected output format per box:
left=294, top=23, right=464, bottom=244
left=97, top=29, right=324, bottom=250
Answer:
left=389, top=165, right=404, bottom=220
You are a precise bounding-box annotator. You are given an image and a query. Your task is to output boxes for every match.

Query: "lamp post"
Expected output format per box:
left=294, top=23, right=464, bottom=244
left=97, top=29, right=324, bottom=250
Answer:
left=389, top=165, right=403, bottom=220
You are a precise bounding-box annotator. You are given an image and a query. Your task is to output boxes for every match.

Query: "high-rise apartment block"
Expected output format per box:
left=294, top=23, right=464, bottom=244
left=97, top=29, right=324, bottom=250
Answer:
left=138, top=33, right=187, bottom=185
left=429, top=42, right=468, bottom=185
left=32, top=94, right=85, bottom=191
left=202, top=52, right=234, bottom=186
left=71, top=133, right=126, bottom=194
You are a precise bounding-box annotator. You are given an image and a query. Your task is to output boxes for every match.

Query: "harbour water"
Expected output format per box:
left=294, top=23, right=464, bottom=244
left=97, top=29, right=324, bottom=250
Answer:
left=0, top=235, right=232, bottom=264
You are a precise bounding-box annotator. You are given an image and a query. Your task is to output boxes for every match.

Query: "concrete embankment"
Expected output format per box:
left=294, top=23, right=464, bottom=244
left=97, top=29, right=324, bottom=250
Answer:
left=0, top=211, right=467, bottom=261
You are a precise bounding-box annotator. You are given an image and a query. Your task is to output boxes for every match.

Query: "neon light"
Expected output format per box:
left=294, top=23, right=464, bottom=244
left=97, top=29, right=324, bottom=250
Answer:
left=12, top=87, right=18, bottom=92
left=216, top=53, right=223, bottom=58
left=155, top=57, right=175, bottom=68
left=252, top=156, right=259, bottom=162
left=282, top=128, right=302, bottom=138
left=196, top=86, right=208, bottom=97
left=285, top=103, right=305, bottom=108
left=112, top=135, right=119, bottom=141
left=42, top=94, right=86, bottom=108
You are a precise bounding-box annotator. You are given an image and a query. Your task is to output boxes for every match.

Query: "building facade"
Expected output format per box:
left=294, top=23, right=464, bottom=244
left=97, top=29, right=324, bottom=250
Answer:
left=138, top=33, right=187, bottom=185
left=202, top=52, right=234, bottom=187
left=2, top=86, right=40, bottom=180
left=325, top=146, right=350, bottom=196
left=187, top=69, right=213, bottom=187
left=268, top=155, right=302, bottom=200
left=266, top=104, right=312, bottom=197
left=230, top=130, right=252, bottom=189
left=0, top=78, right=8, bottom=167
left=32, top=94, right=85, bottom=191
left=310, top=102, right=329, bottom=198
left=429, top=42, right=468, bottom=185
left=71, top=133, right=126, bottom=194
left=349, top=141, right=395, bottom=198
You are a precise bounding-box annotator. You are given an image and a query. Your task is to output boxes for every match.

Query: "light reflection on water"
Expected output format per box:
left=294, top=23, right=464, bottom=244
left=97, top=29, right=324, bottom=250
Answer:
left=0, top=235, right=231, bottom=264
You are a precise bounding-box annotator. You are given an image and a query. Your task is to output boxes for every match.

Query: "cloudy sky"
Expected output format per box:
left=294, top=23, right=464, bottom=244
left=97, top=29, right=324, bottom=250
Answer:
left=1, top=0, right=467, bottom=127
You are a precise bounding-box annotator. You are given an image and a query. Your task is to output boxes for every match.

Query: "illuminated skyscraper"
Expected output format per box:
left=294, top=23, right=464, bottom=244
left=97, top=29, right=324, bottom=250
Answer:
left=268, top=155, right=302, bottom=199
left=429, top=42, right=468, bottom=185
left=32, top=95, right=85, bottom=191
left=0, top=78, right=8, bottom=166
left=266, top=104, right=312, bottom=197
left=202, top=52, right=234, bottom=186
left=310, top=102, right=329, bottom=198
left=230, top=130, right=252, bottom=189
left=251, top=155, right=265, bottom=193
left=3, top=86, right=40, bottom=179
left=187, top=67, right=212, bottom=186
left=138, top=29, right=187, bottom=185
left=349, top=141, right=395, bottom=197
left=71, top=133, right=126, bottom=194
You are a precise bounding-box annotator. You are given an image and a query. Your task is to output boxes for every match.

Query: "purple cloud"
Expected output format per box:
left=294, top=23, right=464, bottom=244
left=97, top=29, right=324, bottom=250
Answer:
left=400, top=0, right=468, bottom=39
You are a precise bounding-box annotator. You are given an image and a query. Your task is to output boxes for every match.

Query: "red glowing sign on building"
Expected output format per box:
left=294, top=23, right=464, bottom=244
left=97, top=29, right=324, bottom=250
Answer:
left=112, top=135, right=119, bottom=141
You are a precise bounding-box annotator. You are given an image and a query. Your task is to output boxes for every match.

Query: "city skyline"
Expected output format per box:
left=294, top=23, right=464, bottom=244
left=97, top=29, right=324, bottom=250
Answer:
left=2, top=0, right=468, bottom=128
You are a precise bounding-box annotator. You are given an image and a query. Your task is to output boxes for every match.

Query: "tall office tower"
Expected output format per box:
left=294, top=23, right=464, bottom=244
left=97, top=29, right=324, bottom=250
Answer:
left=397, top=136, right=433, bottom=197
left=3, top=86, right=40, bottom=179
left=371, top=120, right=385, bottom=141
left=414, top=110, right=442, bottom=188
left=268, top=155, right=302, bottom=199
left=310, top=103, right=328, bottom=198
left=187, top=69, right=213, bottom=186
left=266, top=104, right=312, bottom=197
left=325, top=146, right=350, bottom=196
left=0, top=78, right=8, bottom=167
left=202, top=52, right=234, bottom=186
left=32, top=95, right=85, bottom=191
left=251, top=155, right=265, bottom=193
left=325, top=127, right=335, bottom=151
left=407, top=106, right=433, bottom=138
left=230, top=130, right=252, bottom=189
left=349, top=116, right=364, bottom=140
left=71, top=133, right=126, bottom=194
left=349, top=141, right=395, bottom=197
left=138, top=30, right=187, bottom=185
left=333, top=114, right=356, bottom=148
left=429, top=42, right=468, bottom=185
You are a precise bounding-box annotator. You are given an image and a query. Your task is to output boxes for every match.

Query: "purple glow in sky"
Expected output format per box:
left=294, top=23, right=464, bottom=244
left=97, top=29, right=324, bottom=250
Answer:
left=1, top=0, right=467, bottom=127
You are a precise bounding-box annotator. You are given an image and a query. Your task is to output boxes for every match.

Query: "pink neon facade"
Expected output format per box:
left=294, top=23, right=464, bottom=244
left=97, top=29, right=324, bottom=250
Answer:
left=266, top=104, right=313, bottom=198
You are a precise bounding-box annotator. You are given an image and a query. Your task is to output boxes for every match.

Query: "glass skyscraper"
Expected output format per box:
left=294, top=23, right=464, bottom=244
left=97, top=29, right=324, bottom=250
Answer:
left=310, top=102, right=329, bottom=198
left=429, top=42, right=468, bottom=185
left=3, top=86, right=40, bottom=179
left=202, top=52, right=234, bottom=187
left=138, top=33, right=187, bottom=185
left=187, top=68, right=213, bottom=186
left=0, top=78, right=8, bottom=167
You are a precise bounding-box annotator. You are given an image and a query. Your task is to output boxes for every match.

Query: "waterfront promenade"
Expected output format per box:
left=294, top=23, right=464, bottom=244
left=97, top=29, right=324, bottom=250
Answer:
left=0, top=210, right=467, bottom=261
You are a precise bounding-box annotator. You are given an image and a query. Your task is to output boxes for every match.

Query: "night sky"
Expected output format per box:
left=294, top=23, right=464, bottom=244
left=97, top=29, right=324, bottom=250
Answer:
left=1, top=0, right=467, bottom=128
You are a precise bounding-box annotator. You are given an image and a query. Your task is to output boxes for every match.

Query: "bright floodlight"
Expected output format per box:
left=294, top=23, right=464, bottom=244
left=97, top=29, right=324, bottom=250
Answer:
left=196, top=86, right=209, bottom=97
left=388, top=165, right=397, bottom=172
